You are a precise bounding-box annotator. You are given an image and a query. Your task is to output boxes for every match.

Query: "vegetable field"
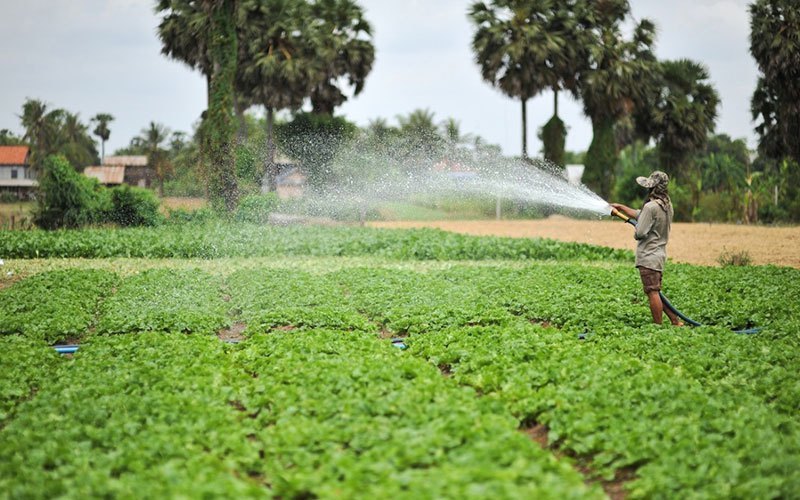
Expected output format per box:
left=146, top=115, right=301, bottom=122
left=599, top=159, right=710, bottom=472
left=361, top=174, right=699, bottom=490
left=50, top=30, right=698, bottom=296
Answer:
left=1, top=224, right=799, bottom=498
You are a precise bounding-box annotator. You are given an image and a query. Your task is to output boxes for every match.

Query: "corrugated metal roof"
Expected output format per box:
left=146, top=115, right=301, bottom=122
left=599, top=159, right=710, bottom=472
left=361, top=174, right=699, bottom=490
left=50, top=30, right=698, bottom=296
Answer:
left=0, top=146, right=30, bottom=165
left=102, top=155, right=148, bottom=167
left=84, top=166, right=125, bottom=184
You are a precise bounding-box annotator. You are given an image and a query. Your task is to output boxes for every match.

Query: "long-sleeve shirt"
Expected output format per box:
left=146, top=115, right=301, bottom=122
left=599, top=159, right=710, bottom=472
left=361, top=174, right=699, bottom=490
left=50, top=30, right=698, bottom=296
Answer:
left=634, top=200, right=673, bottom=271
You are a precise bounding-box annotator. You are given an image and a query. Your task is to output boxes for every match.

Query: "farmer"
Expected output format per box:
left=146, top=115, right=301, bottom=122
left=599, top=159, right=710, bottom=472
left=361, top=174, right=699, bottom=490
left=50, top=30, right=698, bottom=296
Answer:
left=610, top=171, right=683, bottom=326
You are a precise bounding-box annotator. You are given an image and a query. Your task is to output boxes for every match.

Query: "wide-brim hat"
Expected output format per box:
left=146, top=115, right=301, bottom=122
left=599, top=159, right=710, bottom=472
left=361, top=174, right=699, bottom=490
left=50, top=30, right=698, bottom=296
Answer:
left=636, top=171, right=669, bottom=189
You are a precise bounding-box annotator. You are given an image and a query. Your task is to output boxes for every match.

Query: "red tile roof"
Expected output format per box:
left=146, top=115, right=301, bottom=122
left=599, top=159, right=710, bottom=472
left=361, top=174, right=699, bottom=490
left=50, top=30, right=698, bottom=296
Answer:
left=0, top=146, right=30, bottom=166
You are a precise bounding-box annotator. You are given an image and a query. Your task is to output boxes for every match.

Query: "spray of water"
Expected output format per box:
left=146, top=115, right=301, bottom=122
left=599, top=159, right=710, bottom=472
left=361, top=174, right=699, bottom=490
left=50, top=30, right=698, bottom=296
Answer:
left=270, top=132, right=611, bottom=222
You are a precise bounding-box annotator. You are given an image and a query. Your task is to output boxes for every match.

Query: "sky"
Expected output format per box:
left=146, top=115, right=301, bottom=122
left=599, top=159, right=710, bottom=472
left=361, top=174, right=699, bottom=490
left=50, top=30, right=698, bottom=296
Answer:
left=0, top=0, right=759, bottom=158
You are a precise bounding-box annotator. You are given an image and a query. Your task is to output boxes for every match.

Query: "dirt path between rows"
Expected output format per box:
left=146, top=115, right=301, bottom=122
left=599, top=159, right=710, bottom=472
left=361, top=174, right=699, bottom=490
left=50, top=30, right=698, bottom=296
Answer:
left=369, top=218, right=800, bottom=268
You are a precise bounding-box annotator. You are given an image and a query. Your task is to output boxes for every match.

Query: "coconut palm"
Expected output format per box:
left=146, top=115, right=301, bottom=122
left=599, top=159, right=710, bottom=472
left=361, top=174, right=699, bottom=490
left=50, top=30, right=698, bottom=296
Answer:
left=60, top=112, right=98, bottom=169
left=305, top=0, right=375, bottom=115
left=19, top=99, right=64, bottom=172
left=91, top=113, right=114, bottom=164
left=469, top=0, right=565, bottom=160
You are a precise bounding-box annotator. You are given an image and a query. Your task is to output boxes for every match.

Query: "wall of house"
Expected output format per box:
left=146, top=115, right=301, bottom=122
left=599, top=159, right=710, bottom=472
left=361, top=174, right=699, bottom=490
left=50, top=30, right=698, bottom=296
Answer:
left=123, top=166, right=155, bottom=188
left=0, top=165, right=33, bottom=180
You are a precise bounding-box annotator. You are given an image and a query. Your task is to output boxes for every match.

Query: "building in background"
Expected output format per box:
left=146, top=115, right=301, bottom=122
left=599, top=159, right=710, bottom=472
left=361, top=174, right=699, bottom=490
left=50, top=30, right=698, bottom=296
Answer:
left=83, top=155, right=153, bottom=189
left=0, top=146, right=37, bottom=199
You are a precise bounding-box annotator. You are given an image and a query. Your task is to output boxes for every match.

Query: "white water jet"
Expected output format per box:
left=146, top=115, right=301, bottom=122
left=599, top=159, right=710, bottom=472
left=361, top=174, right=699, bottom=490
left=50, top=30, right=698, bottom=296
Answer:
left=269, top=133, right=612, bottom=221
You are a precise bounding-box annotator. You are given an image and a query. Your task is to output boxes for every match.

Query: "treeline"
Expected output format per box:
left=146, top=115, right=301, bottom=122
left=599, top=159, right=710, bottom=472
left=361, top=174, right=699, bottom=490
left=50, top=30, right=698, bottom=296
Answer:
left=470, top=0, right=800, bottom=223
left=4, top=0, right=799, bottom=224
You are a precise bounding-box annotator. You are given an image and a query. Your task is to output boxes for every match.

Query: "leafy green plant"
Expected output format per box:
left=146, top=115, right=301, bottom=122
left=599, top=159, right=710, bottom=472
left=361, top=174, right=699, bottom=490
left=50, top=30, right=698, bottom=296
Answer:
left=0, top=269, right=118, bottom=342
left=107, top=185, right=163, bottom=227
left=233, top=193, right=278, bottom=225
left=33, top=155, right=106, bottom=229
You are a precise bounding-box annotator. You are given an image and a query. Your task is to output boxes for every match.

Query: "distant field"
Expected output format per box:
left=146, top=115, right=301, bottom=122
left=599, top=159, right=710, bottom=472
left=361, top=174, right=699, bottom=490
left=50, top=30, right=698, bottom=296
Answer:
left=371, top=217, right=800, bottom=268
left=159, top=196, right=208, bottom=212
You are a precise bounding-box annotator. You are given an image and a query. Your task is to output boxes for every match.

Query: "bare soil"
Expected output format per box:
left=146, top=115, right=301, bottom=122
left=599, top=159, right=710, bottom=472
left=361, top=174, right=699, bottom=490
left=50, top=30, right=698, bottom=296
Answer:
left=369, top=217, right=800, bottom=268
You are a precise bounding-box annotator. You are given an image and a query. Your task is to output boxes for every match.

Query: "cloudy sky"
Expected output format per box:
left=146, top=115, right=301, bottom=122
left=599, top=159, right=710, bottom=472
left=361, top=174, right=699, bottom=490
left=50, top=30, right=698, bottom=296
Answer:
left=0, top=0, right=758, bottom=157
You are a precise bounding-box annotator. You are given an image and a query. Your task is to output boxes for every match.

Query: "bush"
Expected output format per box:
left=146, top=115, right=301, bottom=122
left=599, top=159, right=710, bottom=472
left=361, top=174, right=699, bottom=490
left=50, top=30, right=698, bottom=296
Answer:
left=107, top=185, right=163, bottom=227
left=33, top=155, right=104, bottom=230
left=166, top=206, right=217, bottom=225
left=717, top=248, right=752, bottom=267
left=234, top=193, right=278, bottom=224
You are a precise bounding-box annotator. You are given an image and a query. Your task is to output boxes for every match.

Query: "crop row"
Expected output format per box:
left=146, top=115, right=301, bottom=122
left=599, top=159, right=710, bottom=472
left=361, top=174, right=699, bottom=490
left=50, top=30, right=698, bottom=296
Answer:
left=0, top=223, right=631, bottom=261
left=0, top=332, right=599, bottom=498
left=2, top=262, right=798, bottom=497
left=410, top=323, right=800, bottom=498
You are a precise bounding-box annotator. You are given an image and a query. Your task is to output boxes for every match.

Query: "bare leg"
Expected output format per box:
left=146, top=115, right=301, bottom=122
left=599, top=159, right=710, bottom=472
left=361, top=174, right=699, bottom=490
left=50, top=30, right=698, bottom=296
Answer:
left=663, top=306, right=684, bottom=326
left=646, top=291, right=663, bottom=324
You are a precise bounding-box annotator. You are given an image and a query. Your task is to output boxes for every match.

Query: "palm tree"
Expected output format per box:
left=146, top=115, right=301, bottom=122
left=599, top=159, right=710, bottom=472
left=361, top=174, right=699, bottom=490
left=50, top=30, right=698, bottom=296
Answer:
left=60, top=112, right=98, bottom=169
left=137, top=122, right=172, bottom=196
left=19, top=99, right=64, bottom=172
left=157, top=0, right=239, bottom=210
left=305, top=0, right=375, bottom=115
left=749, top=0, right=800, bottom=164
left=91, top=113, right=114, bottom=164
left=237, top=0, right=313, bottom=191
left=201, top=0, right=239, bottom=211
left=397, top=108, right=444, bottom=160
left=469, top=0, right=562, bottom=160
left=156, top=0, right=213, bottom=104
left=578, top=4, right=659, bottom=200
left=650, top=59, right=720, bottom=180
left=539, top=1, right=593, bottom=166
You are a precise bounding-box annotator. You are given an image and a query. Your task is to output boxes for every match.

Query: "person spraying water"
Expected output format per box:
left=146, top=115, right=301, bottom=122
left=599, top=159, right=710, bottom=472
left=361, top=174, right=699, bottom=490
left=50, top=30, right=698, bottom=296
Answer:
left=609, top=171, right=684, bottom=326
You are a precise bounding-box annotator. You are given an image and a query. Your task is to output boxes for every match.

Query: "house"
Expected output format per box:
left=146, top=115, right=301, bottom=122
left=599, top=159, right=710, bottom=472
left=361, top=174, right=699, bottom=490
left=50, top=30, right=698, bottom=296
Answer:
left=83, top=166, right=125, bottom=186
left=83, top=155, right=153, bottom=189
left=103, top=156, right=153, bottom=188
left=0, top=146, right=37, bottom=199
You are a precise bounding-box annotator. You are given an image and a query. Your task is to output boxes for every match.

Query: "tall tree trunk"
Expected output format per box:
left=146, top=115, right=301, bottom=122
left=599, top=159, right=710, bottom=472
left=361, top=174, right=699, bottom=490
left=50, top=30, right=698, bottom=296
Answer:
left=203, top=0, right=238, bottom=213
left=521, top=97, right=528, bottom=160
left=234, top=97, right=247, bottom=145
left=584, top=116, right=617, bottom=200
left=542, top=89, right=566, bottom=167
left=264, top=105, right=277, bottom=192
left=101, top=140, right=105, bottom=165
left=554, top=89, right=559, bottom=118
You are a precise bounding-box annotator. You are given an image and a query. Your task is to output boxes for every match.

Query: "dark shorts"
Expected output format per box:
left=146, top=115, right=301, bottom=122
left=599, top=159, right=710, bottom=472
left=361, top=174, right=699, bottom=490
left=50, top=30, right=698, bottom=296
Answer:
left=638, top=266, right=662, bottom=294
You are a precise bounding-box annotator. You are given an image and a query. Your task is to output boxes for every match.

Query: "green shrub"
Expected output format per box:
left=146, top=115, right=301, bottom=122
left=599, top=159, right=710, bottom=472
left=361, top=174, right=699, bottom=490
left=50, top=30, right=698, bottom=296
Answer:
left=33, top=155, right=104, bottom=230
left=107, top=185, right=163, bottom=227
left=234, top=193, right=278, bottom=224
left=166, top=206, right=217, bottom=224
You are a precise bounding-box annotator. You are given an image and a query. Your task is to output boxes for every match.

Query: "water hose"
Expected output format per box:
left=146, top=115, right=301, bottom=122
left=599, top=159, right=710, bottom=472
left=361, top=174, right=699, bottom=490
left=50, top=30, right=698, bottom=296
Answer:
left=609, top=207, right=761, bottom=334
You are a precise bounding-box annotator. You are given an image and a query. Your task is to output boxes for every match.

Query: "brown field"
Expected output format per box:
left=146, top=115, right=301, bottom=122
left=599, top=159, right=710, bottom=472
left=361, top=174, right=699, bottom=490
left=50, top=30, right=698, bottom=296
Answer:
left=369, top=217, right=800, bottom=268
left=160, top=197, right=207, bottom=212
